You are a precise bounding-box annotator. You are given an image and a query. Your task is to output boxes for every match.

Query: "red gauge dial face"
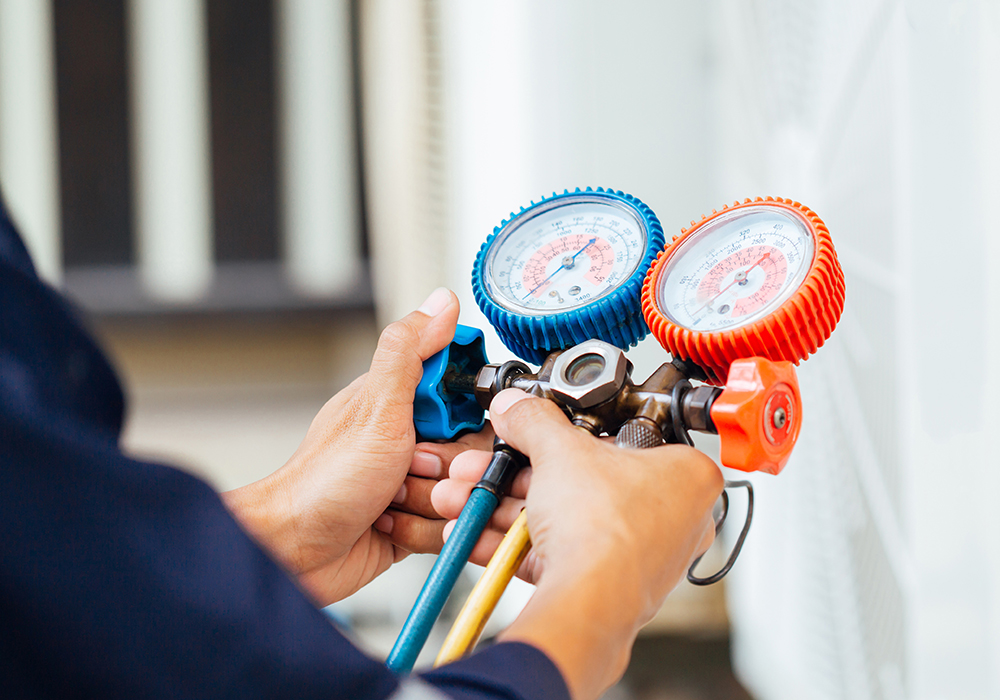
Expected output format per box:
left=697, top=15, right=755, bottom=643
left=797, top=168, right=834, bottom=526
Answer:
left=655, top=206, right=814, bottom=331
left=694, top=245, right=789, bottom=319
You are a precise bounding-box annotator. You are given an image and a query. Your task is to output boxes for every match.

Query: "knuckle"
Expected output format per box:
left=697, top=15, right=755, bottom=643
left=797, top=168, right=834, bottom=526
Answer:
left=388, top=515, right=418, bottom=548
left=687, top=449, right=725, bottom=500
left=377, top=320, right=418, bottom=357
left=370, top=321, right=423, bottom=390
left=657, top=445, right=724, bottom=499
left=392, top=517, right=439, bottom=554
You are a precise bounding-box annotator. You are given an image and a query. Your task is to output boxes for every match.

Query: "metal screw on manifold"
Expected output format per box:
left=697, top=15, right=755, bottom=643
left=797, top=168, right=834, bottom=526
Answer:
left=772, top=407, right=787, bottom=430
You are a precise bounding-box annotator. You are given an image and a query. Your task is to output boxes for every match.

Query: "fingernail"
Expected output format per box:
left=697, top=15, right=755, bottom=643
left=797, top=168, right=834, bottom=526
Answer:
left=417, top=288, right=452, bottom=317
left=411, top=450, right=443, bottom=478
left=374, top=513, right=393, bottom=534
left=490, top=389, right=530, bottom=415
left=392, top=483, right=407, bottom=504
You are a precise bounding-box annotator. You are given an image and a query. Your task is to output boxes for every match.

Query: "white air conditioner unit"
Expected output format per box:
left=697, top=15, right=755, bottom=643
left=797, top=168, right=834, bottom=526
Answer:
left=716, top=2, right=1000, bottom=699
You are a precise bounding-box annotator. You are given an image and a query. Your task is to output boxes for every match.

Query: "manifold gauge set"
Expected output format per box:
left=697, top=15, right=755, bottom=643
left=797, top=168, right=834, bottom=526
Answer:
left=390, top=187, right=845, bottom=672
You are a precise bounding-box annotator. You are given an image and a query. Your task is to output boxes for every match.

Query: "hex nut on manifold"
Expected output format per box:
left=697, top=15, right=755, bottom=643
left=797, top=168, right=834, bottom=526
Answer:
left=474, top=364, right=501, bottom=410
left=549, top=340, right=628, bottom=409
left=474, top=360, right=530, bottom=411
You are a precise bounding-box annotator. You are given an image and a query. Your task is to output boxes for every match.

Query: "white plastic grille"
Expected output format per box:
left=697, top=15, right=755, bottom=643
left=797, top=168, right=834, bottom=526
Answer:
left=720, top=1, right=911, bottom=699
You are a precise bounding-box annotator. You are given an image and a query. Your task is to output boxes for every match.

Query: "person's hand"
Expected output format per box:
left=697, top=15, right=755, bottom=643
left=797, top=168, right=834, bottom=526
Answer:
left=222, top=288, right=493, bottom=606
left=433, top=389, right=722, bottom=700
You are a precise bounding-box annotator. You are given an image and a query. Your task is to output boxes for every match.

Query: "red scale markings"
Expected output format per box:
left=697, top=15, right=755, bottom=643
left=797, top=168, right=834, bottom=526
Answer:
left=522, top=234, right=613, bottom=298
left=696, top=245, right=788, bottom=318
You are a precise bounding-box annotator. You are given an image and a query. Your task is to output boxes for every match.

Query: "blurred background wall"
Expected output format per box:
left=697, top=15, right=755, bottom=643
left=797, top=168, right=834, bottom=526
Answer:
left=2, top=1, right=999, bottom=698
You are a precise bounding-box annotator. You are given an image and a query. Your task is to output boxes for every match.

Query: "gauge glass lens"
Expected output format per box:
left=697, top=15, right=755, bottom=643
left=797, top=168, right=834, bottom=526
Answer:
left=483, top=196, right=648, bottom=316
left=656, top=206, right=815, bottom=331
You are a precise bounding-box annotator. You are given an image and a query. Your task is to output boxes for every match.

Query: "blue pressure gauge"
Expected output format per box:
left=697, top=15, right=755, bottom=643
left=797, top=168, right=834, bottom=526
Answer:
left=472, top=187, right=664, bottom=365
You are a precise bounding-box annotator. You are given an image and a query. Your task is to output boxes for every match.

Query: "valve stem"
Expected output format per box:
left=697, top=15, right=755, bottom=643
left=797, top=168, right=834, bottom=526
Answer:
left=443, top=369, right=477, bottom=395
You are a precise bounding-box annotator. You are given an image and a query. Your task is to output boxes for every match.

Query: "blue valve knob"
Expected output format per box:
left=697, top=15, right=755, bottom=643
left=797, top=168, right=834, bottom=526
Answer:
left=414, top=324, right=489, bottom=440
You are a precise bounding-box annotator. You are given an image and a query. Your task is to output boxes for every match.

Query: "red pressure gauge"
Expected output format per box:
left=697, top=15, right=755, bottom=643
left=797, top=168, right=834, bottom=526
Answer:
left=642, top=197, right=844, bottom=385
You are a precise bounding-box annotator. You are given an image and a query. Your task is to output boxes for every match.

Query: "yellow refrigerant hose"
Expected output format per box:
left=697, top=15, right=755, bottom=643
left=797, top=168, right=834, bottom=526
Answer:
left=434, top=509, right=532, bottom=666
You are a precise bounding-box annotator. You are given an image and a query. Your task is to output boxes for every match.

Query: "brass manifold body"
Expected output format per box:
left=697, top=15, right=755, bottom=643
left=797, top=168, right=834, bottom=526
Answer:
left=457, top=338, right=724, bottom=447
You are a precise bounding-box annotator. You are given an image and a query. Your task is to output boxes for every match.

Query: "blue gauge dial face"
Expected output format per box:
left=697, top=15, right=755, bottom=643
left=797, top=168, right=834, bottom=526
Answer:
left=483, top=196, right=649, bottom=316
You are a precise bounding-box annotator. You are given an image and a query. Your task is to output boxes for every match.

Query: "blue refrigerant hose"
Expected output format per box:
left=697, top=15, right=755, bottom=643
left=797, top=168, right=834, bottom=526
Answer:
left=386, top=442, right=526, bottom=673
left=386, top=488, right=498, bottom=673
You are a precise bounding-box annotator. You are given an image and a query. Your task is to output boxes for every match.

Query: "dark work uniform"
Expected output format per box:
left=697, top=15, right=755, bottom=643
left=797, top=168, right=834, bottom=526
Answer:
left=0, top=196, right=569, bottom=700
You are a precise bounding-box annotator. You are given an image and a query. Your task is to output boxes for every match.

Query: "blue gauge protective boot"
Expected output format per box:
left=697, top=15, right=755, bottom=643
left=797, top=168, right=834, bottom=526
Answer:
left=471, top=187, right=664, bottom=365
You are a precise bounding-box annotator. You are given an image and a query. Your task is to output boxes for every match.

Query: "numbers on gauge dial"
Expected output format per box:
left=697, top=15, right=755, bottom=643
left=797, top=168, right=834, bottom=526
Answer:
left=487, top=201, right=646, bottom=314
left=658, top=209, right=814, bottom=331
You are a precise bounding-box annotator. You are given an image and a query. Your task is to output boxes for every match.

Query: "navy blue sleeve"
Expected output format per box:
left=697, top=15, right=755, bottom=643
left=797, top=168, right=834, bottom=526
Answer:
left=422, top=642, right=571, bottom=700
left=0, top=196, right=569, bottom=700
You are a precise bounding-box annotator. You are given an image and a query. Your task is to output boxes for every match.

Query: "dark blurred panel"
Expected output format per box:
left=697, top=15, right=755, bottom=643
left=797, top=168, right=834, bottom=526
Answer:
left=54, top=0, right=134, bottom=266
left=349, top=0, right=369, bottom=260
left=207, top=0, right=278, bottom=262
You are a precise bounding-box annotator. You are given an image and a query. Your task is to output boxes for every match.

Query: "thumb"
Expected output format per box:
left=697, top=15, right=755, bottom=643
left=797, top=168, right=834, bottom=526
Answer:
left=489, top=389, right=584, bottom=462
left=364, top=288, right=460, bottom=407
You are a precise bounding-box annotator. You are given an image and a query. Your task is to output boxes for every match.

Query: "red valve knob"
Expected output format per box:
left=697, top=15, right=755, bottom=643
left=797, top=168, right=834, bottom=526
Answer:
left=710, top=357, right=801, bottom=475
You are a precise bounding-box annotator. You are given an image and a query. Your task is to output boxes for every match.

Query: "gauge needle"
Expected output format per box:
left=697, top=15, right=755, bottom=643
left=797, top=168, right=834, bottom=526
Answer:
left=691, top=252, right=770, bottom=320
left=523, top=238, right=597, bottom=299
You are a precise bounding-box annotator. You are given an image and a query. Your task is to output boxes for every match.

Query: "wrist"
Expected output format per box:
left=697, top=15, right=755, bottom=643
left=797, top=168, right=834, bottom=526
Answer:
left=221, top=471, right=303, bottom=575
left=499, top=561, right=647, bottom=700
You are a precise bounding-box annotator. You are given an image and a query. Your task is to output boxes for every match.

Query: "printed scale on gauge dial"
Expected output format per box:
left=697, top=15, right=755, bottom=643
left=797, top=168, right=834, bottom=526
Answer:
left=657, top=206, right=814, bottom=331
left=484, top=196, right=650, bottom=315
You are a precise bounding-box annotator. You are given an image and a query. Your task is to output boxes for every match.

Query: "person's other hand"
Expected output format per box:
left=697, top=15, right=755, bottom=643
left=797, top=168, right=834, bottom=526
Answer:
left=222, top=289, right=493, bottom=605
left=434, top=389, right=722, bottom=700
